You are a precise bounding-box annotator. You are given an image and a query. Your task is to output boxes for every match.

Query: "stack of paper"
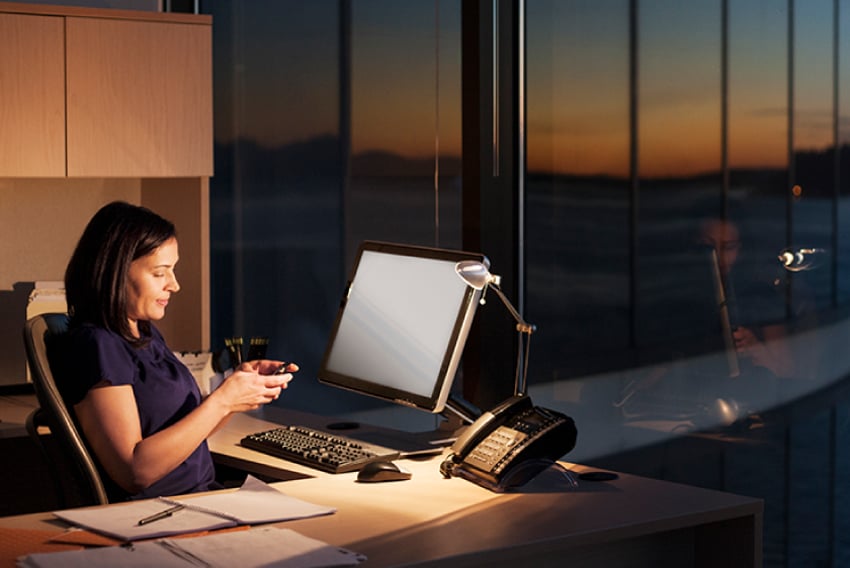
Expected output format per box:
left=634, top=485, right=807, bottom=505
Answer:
left=17, top=526, right=366, bottom=568
left=51, top=476, right=335, bottom=542
left=16, top=477, right=364, bottom=567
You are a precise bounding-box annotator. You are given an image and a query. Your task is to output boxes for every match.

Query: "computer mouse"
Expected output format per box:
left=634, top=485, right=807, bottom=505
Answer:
left=356, top=460, right=412, bottom=483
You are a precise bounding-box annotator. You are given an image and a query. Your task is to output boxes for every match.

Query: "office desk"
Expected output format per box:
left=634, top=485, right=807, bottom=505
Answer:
left=217, top=409, right=764, bottom=567
left=0, top=409, right=763, bottom=568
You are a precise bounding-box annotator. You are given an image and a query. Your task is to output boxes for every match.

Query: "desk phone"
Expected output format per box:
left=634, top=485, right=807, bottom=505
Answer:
left=440, top=395, right=577, bottom=492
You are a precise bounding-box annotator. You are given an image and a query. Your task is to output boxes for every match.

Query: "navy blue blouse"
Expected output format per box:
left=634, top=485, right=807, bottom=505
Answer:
left=50, top=323, right=219, bottom=500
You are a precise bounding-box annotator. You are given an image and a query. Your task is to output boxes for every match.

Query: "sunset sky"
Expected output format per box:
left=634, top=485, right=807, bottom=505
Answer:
left=211, top=0, right=847, bottom=179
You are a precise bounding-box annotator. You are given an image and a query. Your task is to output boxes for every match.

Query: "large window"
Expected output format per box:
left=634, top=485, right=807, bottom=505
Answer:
left=792, top=0, right=835, bottom=313
left=205, top=1, right=344, bottom=414
left=635, top=0, right=724, bottom=362
left=727, top=0, right=788, bottom=330
left=840, top=0, right=850, bottom=306
left=520, top=1, right=850, bottom=566
left=525, top=0, right=631, bottom=381
left=205, top=0, right=460, bottom=424
left=202, top=2, right=850, bottom=563
left=348, top=1, right=462, bottom=262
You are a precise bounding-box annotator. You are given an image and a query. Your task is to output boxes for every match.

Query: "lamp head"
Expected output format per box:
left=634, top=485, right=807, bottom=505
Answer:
left=778, top=247, right=825, bottom=272
left=455, top=260, right=498, bottom=290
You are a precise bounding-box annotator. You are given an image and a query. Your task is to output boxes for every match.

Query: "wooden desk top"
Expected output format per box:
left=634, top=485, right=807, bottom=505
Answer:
left=0, top=408, right=764, bottom=567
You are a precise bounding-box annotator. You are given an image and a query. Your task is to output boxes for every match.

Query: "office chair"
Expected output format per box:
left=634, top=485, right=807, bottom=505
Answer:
left=23, top=313, right=109, bottom=507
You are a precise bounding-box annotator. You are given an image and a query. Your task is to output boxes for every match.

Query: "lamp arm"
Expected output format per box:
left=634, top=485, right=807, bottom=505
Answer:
left=488, top=283, right=537, bottom=334
left=487, top=282, right=536, bottom=397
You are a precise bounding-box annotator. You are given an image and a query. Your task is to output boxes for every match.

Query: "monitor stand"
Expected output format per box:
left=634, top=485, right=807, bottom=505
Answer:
left=319, top=395, right=481, bottom=457
left=444, top=393, right=482, bottom=424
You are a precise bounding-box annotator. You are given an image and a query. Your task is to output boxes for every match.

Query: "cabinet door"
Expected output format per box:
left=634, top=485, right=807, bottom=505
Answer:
left=0, top=13, right=65, bottom=177
left=65, top=17, right=212, bottom=177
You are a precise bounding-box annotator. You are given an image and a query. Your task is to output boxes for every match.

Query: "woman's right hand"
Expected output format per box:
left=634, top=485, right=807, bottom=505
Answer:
left=211, top=362, right=294, bottom=413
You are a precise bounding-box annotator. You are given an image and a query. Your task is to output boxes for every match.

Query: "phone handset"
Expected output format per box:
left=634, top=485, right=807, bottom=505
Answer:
left=449, top=395, right=532, bottom=459
left=440, top=394, right=578, bottom=492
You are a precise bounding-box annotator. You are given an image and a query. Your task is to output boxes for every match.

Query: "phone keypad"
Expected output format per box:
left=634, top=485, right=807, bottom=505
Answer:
left=463, top=407, right=568, bottom=477
left=465, top=425, right=528, bottom=472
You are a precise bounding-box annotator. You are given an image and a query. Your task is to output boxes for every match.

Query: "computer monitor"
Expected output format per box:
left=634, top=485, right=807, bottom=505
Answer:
left=646, top=242, right=740, bottom=379
left=317, top=241, right=489, bottom=415
left=707, top=247, right=740, bottom=378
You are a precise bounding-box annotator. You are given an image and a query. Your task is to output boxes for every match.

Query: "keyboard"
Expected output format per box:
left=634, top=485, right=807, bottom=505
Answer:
left=239, top=425, right=401, bottom=474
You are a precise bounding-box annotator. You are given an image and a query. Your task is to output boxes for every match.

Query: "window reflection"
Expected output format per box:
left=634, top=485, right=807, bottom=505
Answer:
left=203, top=1, right=850, bottom=562
left=792, top=0, right=834, bottom=311
left=786, top=1, right=835, bottom=550
left=206, top=0, right=342, bottom=396
left=525, top=0, right=631, bottom=380
left=206, top=0, right=460, bottom=421
left=635, top=0, right=723, bottom=359
left=840, top=0, right=850, bottom=305
left=348, top=0, right=462, bottom=266
left=524, top=0, right=837, bottom=441
left=727, top=0, right=788, bottom=342
left=728, top=0, right=787, bottom=171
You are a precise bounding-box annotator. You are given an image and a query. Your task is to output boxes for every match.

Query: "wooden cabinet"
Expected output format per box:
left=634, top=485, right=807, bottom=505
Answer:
left=0, top=3, right=213, bottom=384
left=66, top=16, right=212, bottom=177
left=0, top=12, right=65, bottom=176
left=0, top=3, right=212, bottom=177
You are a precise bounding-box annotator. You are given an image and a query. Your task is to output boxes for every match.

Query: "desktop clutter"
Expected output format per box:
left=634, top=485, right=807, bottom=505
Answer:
left=233, top=241, right=582, bottom=493
left=15, top=476, right=366, bottom=568
left=239, top=393, right=580, bottom=492
left=350, top=390, right=581, bottom=491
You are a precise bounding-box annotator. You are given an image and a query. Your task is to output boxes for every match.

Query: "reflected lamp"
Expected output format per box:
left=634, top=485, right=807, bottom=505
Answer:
left=778, top=247, right=825, bottom=272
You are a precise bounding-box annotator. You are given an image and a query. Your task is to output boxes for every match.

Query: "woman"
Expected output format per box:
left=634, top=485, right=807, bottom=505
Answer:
left=50, top=201, right=296, bottom=500
left=699, top=217, right=794, bottom=380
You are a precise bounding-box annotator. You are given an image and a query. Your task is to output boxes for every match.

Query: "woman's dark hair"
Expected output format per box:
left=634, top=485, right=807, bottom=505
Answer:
left=65, top=201, right=177, bottom=343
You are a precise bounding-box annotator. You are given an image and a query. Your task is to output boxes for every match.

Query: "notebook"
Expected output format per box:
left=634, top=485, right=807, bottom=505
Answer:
left=52, top=476, right=335, bottom=542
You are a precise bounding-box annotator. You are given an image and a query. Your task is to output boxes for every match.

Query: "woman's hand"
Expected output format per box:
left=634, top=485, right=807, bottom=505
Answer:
left=240, top=359, right=300, bottom=377
left=212, top=360, right=298, bottom=413
left=733, top=325, right=794, bottom=378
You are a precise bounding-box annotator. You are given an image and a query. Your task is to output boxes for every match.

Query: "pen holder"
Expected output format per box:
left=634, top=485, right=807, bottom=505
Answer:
left=223, top=336, right=271, bottom=369
left=246, top=336, right=269, bottom=360
left=224, top=337, right=244, bottom=368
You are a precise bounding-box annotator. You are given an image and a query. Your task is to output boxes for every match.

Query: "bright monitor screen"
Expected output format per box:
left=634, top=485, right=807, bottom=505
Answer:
left=318, top=241, right=488, bottom=414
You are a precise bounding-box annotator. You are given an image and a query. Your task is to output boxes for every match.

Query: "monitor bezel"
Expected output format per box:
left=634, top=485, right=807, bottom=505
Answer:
left=317, top=240, right=489, bottom=414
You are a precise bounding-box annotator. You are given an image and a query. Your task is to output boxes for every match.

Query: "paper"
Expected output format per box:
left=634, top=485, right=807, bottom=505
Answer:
left=161, top=474, right=335, bottom=525
left=173, top=351, right=221, bottom=396
left=53, top=498, right=236, bottom=542
left=16, top=526, right=365, bottom=568
left=52, top=476, right=335, bottom=542
left=17, top=539, right=184, bottom=568
left=167, top=526, right=366, bottom=567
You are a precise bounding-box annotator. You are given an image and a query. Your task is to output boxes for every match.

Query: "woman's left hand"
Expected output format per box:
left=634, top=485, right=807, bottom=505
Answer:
left=238, top=360, right=300, bottom=376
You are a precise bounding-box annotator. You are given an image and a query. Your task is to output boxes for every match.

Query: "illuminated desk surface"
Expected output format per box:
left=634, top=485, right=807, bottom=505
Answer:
left=0, top=408, right=763, bottom=567
left=212, top=409, right=764, bottom=566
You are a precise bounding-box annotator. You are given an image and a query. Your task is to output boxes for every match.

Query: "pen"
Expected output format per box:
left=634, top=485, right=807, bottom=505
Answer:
left=137, top=504, right=185, bottom=526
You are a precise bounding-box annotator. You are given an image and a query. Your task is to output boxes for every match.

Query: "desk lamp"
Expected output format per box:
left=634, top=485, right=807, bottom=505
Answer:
left=778, top=247, right=825, bottom=272
left=455, top=260, right=537, bottom=397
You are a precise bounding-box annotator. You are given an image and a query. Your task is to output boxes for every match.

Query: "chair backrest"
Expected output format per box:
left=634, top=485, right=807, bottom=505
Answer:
left=23, top=313, right=109, bottom=506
